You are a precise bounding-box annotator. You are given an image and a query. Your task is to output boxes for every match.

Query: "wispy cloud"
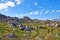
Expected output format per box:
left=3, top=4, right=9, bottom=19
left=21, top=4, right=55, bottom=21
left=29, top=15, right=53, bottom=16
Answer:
left=15, top=14, right=19, bottom=17
left=44, top=10, right=50, bottom=14
left=34, top=11, right=39, bottom=15
left=15, top=0, right=23, bottom=5
left=56, top=10, right=60, bottom=13
left=29, top=11, right=39, bottom=15
left=39, top=11, right=43, bottom=14
left=34, top=2, right=38, bottom=5
left=1, top=0, right=4, bottom=1
left=18, top=13, right=29, bottom=18
left=30, top=12, right=33, bottom=15
left=16, top=9, right=60, bottom=17
left=16, top=13, right=27, bottom=18
left=50, top=10, right=55, bottom=13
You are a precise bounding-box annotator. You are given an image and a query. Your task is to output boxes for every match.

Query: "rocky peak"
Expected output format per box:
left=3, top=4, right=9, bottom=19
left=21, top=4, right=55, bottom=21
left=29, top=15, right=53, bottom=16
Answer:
left=23, top=16, right=31, bottom=20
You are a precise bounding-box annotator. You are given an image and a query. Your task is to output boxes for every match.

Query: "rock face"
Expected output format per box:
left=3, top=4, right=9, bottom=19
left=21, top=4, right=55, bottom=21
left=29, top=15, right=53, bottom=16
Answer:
left=0, top=13, right=22, bottom=28
left=4, top=32, right=17, bottom=38
left=19, top=16, right=32, bottom=23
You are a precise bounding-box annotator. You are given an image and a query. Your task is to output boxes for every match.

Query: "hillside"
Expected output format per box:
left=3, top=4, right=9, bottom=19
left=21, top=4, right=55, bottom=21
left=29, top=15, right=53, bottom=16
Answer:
left=0, top=13, right=60, bottom=40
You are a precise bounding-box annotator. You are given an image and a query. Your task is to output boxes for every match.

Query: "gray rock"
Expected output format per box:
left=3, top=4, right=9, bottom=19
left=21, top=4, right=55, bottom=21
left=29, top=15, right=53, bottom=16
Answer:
left=4, top=32, right=17, bottom=38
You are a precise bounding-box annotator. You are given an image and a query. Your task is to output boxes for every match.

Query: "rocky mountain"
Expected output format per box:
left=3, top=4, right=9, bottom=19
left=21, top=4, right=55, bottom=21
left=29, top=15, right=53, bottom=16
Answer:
left=0, top=13, right=39, bottom=23
left=0, top=13, right=60, bottom=27
left=0, top=13, right=7, bottom=21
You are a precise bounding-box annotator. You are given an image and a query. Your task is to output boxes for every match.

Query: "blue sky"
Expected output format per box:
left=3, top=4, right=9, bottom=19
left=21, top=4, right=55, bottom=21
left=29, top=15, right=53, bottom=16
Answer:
left=0, top=0, right=60, bottom=20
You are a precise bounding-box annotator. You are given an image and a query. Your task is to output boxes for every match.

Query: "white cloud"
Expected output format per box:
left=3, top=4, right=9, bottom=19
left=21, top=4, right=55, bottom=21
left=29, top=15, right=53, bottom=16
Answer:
left=44, top=10, right=50, bottom=14
left=0, top=0, right=24, bottom=10
left=15, top=14, right=19, bottom=17
left=6, top=1, right=15, bottom=7
left=20, top=14, right=22, bottom=17
left=15, top=0, right=23, bottom=5
left=34, top=2, right=38, bottom=5
left=0, top=3, right=7, bottom=9
left=30, top=12, right=33, bottom=15
left=18, top=14, right=23, bottom=18
left=39, top=11, right=43, bottom=14
left=18, top=10, right=60, bottom=17
left=34, top=11, right=39, bottom=15
left=29, top=11, right=44, bottom=15
left=51, top=10, right=55, bottom=13
left=56, top=10, right=60, bottom=12
left=29, top=11, right=39, bottom=15
left=16, top=14, right=23, bottom=18
left=19, top=13, right=29, bottom=18
left=1, top=0, right=4, bottom=1
left=0, top=1, right=15, bottom=10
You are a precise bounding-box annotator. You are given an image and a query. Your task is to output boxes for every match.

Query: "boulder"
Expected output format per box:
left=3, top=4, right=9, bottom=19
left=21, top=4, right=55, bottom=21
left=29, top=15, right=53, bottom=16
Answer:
left=4, top=32, right=17, bottom=38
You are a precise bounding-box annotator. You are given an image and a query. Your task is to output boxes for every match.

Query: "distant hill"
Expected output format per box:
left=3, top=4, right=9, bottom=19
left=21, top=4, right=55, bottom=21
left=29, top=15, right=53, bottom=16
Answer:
left=0, top=13, right=60, bottom=28
left=52, top=19, right=60, bottom=22
left=0, top=13, right=7, bottom=21
left=0, top=13, right=60, bottom=24
left=0, top=13, right=41, bottom=23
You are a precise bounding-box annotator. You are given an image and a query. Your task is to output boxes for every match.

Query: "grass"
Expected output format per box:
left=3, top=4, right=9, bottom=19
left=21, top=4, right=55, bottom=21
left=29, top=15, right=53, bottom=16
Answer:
left=0, top=22, right=60, bottom=40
